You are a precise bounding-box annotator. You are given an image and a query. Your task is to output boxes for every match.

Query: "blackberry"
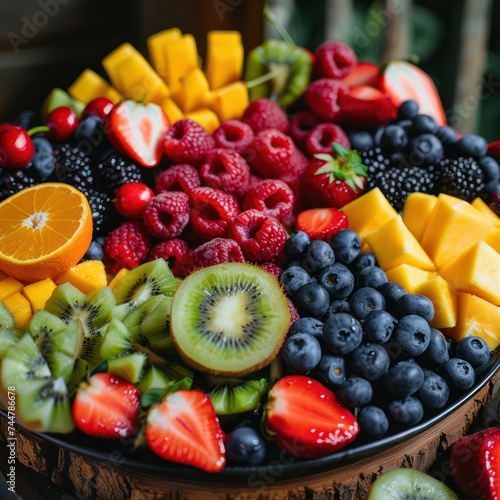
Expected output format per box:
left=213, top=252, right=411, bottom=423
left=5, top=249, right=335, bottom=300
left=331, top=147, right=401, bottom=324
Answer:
left=436, top=156, right=485, bottom=202
left=53, top=143, right=95, bottom=190
left=0, top=167, right=38, bottom=201
left=80, top=187, right=118, bottom=237
left=95, top=153, right=144, bottom=195
left=376, top=165, right=437, bottom=212
left=358, top=147, right=391, bottom=189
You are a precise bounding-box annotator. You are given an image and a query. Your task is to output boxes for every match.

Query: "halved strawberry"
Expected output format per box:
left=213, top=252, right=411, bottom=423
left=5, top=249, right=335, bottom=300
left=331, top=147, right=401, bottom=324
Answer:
left=379, top=61, right=447, bottom=126
left=265, top=375, right=359, bottom=458
left=341, top=61, right=381, bottom=88
left=145, top=390, right=226, bottom=472
left=72, top=372, right=141, bottom=438
left=338, top=85, right=395, bottom=129
left=450, top=427, right=500, bottom=499
left=488, top=140, right=500, bottom=163
left=295, top=207, right=348, bottom=241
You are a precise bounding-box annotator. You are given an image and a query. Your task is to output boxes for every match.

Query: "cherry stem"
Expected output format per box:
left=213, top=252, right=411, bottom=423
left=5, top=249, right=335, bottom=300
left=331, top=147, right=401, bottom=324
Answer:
left=27, top=125, right=50, bottom=136
left=264, top=3, right=296, bottom=47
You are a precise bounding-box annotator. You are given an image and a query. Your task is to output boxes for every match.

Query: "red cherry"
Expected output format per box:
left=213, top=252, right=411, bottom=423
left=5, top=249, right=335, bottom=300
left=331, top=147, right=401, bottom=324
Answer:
left=0, top=124, right=35, bottom=168
left=46, top=106, right=79, bottom=140
left=114, top=182, right=155, bottom=220
left=83, top=97, right=114, bottom=120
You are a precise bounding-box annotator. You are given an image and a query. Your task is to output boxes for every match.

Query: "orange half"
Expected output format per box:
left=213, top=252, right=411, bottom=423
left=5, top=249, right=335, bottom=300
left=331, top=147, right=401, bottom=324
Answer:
left=0, top=183, right=92, bottom=283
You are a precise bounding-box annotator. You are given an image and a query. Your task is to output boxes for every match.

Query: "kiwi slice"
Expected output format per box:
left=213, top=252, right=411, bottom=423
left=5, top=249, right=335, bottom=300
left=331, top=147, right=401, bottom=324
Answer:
left=0, top=302, right=22, bottom=358
left=194, top=374, right=269, bottom=415
left=106, top=351, right=149, bottom=384
left=0, top=333, right=74, bottom=433
left=170, top=262, right=291, bottom=376
left=367, top=468, right=459, bottom=499
left=112, top=259, right=181, bottom=305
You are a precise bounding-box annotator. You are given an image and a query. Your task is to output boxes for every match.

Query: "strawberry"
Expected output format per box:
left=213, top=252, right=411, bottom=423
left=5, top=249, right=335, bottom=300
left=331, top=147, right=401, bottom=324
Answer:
left=301, top=143, right=367, bottom=208
left=265, top=375, right=359, bottom=458
left=146, top=390, right=226, bottom=472
left=295, top=207, right=348, bottom=241
left=105, top=100, right=170, bottom=168
left=450, top=427, right=500, bottom=499
left=341, top=61, right=381, bottom=88
left=72, top=372, right=141, bottom=438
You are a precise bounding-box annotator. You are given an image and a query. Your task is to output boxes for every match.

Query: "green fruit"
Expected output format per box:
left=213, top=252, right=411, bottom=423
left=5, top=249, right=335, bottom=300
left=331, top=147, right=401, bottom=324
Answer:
left=170, top=262, right=291, bottom=376
left=367, top=468, right=459, bottom=499
left=0, top=302, right=21, bottom=358
left=106, top=351, right=148, bottom=384
left=43, top=88, right=85, bottom=118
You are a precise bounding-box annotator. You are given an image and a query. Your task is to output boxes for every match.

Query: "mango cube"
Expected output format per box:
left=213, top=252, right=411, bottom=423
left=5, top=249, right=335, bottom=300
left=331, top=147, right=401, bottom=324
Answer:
left=22, top=278, right=57, bottom=312
left=68, top=69, right=121, bottom=105
left=102, top=42, right=138, bottom=92
left=176, top=68, right=211, bottom=112
left=342, top=188, right=398, bottom=244
left=402, top=192, right=438, bottom=241
left=471, top=197, right=500, bottom=227
left=160, top=97, right=184, bottom=124
left=420, top=194, right=493, bottom=269
left=107, top=268, right=129, bottom=291
left=385, top=264, right=434, bottom=294
left=484, top=227, right=500, bottom=253
left=162, top=34, right=199, bottom=93
left=147, top=28, right=182, bottom=82
left=0, top=276, right=24, bottom=301
left=439, top=241, right=500, bottom=306
left=3, top=292, right=32, bottom=327
left=205, top=30, right=244, bottom=89
left=364, top=215, right=435, bottom=271
left=414, top=275, right=457, bottom=329
left=55, top=260, right=107, bottom=294
left=210, top=82, right=249, bottom=122
left=185, top=109, right=220, bottom=134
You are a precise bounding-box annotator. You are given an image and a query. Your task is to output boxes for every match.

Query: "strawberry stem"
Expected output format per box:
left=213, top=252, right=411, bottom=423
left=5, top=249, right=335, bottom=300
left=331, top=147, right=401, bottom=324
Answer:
left=263, top=3, right=296, bottom=47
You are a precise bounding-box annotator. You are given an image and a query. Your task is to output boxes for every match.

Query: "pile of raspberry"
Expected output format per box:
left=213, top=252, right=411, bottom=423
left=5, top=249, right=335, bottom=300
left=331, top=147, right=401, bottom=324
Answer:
left=103, top=97, right=350, bottom=280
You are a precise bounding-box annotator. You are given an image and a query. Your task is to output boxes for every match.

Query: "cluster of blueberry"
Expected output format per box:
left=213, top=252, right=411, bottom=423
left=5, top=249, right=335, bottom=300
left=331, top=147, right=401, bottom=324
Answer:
left=279, top=229, right=492, bottom=437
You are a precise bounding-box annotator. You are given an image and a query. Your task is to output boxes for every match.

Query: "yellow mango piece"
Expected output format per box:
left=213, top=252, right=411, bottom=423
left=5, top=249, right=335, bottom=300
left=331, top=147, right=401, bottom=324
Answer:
left=55, top=260, right=107, bottom=294
left=160, top=97, right=184, bottom=124
left=439, top=240, right=500, bottom=306
left=444, top=292, right=500, bottom=350
left=22, top=278, right=57, bottom=313
left=102, top=42, right=138, bottom=93
left=176, top=68, right=211, bottom=112
left=68, top=69, right=121, bottom=105
left=210, top=81, right=249, bottom=122
left=385, top=264, right=434, bottom=294
left=402, top=192, right=438, bottom=242
left=414, top=275, right=457, bottom=329
left=342, top=188, right=398, bottom=244
left=0, top=276, right=24, bottom=301
left=185, top=109, right=220, bottom=134
left=364, top=215, right=435, bottom=271
left=471, top=197, right=500, bottom=227
left=107, top=268, right=129, bottom=291
left=147, top=28, right=182, bottom=82
left=205, top=30, right=244, bottom=89
left=3, top=292, right=32, bottom=327
left=484, top=227, right=500, bottom=253
left=0, top=271, right=7, bottom=281
left=162, top=34, right=199, bottom=93
left=420, top=193, right=493, bottom=269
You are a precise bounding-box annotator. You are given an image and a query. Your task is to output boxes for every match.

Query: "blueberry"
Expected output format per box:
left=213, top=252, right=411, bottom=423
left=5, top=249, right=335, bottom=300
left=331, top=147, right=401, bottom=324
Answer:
left=355, top=266, right=387, bottom=290
left=225, top=426, right=266, bottom=466
left=280, top=266, right=314, bottom=296
left=316, top=263, right=354, bottom=300
left=75, top=115, right=104, bottom=142
left=32, top=137, right=53, bottom=154
left=455, top=336, right=491, bottom=368
left=362, top=310, right=397, bottom=344
left=412, top=114, right=437, bottom=135
left=349, top=287, right=386, bottom=320
left=383, top=360, right=424, bottom=399
left=284, top=231, right=310, bottom=259
left=415, top=370, right=449, bottom=410
left=323, top=312, right=363, bottom=355
left=288, top=317, right=324, bottom=340
left=326, top=299, right=350, bottom=315
left=395, top=293, right=434, bottom=322
left=85, top=240, right=104, bottom=261
left=349, top=252, right=377, bottom=275
left=379, top=281, right=408, bottom=316
left=445, top=335, right=457, bottom=357
left=408, top=134, right=444, bottom=166
left=485, top=179, right=500, bottom=195
left=374, top=126, right=386, bottom=145
left=456, top=134, right=488, bottom=159
left=478, top=156, right=500, bottom=183
left=294, top=282, right=330, bottom=317
left=388, top=396, right=424, bottom=427
left=94, top=236, right=106, bottom=247
left=310, top=353, right=346, bottom=388
left=14, top=110, right=38, bottom=130
left=358, top=406, right=389, bottom=437
left=393, top=314, right=431, bottom=356
left=417, top=327, right=449, bottom=368
left=31, top=151, right=56, bottom=180
left=336, top=376, right=373, bottom=410
left=380, top=125, right=408, bottom=151
left=434, top=126, right=458, bottom=145
left=397, top=100, right=419, bottom=120
left=440, top=358, right=475, bottom=391
left=347, top=130, right=374, bottom=150
left=281, top=333, right=322, bottom=373
left=350, top=343, right=390, bottom=381
left=330, top=229, right=361, bottom=265
left=302, top=240, right=335, bottom=274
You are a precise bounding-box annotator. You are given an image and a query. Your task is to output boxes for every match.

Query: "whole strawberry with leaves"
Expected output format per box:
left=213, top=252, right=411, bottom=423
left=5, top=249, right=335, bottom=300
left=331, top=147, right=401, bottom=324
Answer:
left=301, top=143, right=368, bottom=208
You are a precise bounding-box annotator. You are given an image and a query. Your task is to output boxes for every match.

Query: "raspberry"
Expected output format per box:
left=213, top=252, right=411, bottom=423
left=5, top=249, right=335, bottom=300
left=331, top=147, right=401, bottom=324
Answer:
left=243, top=179, right=294, bottom=221
left=212, top=120, right=254, bottom=152
left=180, top=238, right=245, bottom=277
left=313, top=40, right=357, bottom=79
left=103, top=220, right=153, bottom=272
left=154, top=164, right=200, bottom=195
left=199, top=149, right=251, bottom=198
left=228, top=209, right=287, bottom=262
left=142, top=191, right=190, bottom=239
left=190, top=186, right=241, bottom=240
left=163, top=119, right=215, bottom=165
left=305, top=123, right=351, bottom=157
left=277, top=148, right=309, bottom=207
left=288, top=111, right=319, bottom=149
left=256, top=261, right=282, bottom=281
left=305, top=78, right=349, bottom=122
left=148, top=239, right=189, bottom=277
left=241, top=98, right=289, bottom=134
left=286, top=297, right=300, bottom=325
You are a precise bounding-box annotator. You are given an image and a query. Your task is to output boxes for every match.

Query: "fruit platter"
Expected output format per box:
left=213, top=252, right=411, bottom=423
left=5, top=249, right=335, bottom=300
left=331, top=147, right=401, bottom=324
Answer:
left=1, top=11, right=500, bottom=500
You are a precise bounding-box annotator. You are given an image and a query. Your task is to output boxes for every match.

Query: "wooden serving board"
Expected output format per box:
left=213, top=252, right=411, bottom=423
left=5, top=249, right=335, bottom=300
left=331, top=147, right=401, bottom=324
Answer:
left=1, top=372, right=498, bottom=500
